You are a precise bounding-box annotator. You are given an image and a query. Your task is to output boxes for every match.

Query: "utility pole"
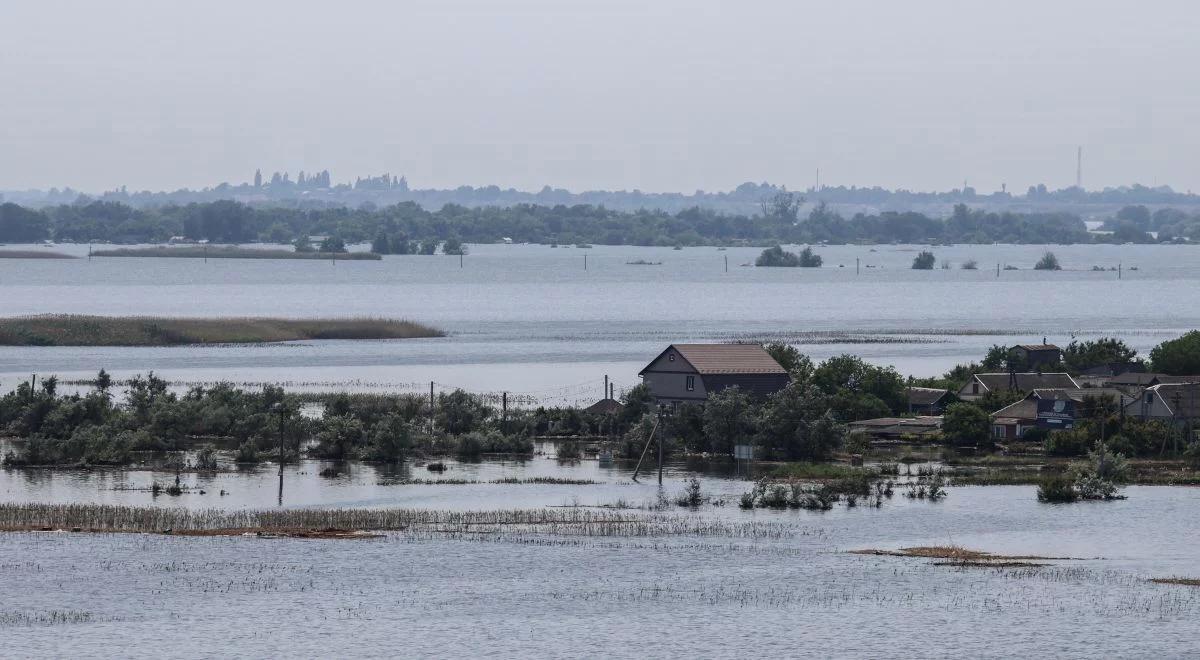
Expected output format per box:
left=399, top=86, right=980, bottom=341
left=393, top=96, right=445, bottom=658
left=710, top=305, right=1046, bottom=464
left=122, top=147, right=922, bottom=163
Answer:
left=501, top=392, right=507, bottom=434
left=429, top=381, right=435, bottom=435
left=275, top=403, right=285, bottom=506
left=657, top=405, right=667, bottom=486
left=604, top=375, right=609, bottom=400
left=1076, top=146, right=1083, bottom=189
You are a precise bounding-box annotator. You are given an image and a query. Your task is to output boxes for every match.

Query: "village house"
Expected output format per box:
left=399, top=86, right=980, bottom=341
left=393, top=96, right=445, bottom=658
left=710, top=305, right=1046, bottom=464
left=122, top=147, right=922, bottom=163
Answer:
left=989, top=387, right=1129, bottom=440
left=957, top=372, right=1080, bottom=401
left=1123, top=382, right=1200, bottom=433
left=1107, top=372, right=1193, bottom=396
left=1010, top=342, right=1062, bottom=370
left=638, top=343, right=789, bottom=407
left=906, top=387, right=954, bottom=415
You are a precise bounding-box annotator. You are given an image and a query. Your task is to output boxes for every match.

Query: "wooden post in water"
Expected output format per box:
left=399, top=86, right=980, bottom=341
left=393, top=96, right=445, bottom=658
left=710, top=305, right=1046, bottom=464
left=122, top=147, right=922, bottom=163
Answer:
left=584, top=253, right=588, bottom=271
left=275, top=403, right=285, bottom=506
left=460, top=253, right=463, bottom=268
left=724, top=255, right=728, bottom=272
left=1119, top=262, right=1122, bottom=279
left=856, top=257, right=860, bottom=275
left=996, top=262, right=1000, bottom=278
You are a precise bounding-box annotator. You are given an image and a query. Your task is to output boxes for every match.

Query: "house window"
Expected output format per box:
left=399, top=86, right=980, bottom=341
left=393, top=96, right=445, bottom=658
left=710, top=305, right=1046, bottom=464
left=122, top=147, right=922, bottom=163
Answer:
left=668, top=353, right=675, bottom=362
left=686, top=376, right=695, bottom=391
left=992, top=425, right=1006, bottom=439
left=1145, top=392, right=1153, bottom=405
left=972, top=383, right=979, bottom=395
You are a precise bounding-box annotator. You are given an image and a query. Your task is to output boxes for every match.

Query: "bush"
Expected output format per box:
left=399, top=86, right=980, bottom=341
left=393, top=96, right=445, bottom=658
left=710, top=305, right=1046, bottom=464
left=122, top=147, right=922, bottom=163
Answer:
left=556, top=441, right=581, bottom=460
left=1184, top=442, right=1200, bottom=470
left=961, top=259, right=978, bottom=270
left=1036, top=474, right=1078, bottom=502
left=674, top=478, right=706, bottom=507
left=1045, top=428, right=1090, bottom=457
left=756, top=245, right=801, bottom=267
left=941, top=403, right=990, bottom=447
left=193, top=444, right=219, bottom=471
left=844, top=429, right=871, bottom=456
left=1034, top=251, right=1061, bottom=270
left=911, top=251, right=936, bottom=269
left=235, top=439, right=260, bottom=463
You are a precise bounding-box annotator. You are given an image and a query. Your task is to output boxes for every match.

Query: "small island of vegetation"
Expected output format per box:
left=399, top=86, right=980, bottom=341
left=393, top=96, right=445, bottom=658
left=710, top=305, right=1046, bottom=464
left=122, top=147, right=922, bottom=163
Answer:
left=90, top=246, right=382, bottom=260
left=0, top=250, right=76, bottom=259
left=0, top=315, right=442, bottom=346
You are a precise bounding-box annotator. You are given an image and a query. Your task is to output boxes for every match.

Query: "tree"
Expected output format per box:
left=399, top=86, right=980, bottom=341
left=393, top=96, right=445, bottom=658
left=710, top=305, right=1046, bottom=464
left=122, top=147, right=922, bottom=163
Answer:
left=760, top=190, right=802, bottom=226
left=1062, top=338, right=1138, bottom=372
left=756, top=381, right=831, bottom=459
left=94, top=369, right=112, bottom=396
left=798, top=247, right=822, bottom=267
left=812, top=354, right=906, bottom=413
left=442, top=238, right=467, bottom=255
left=1034, top=251, right=1061, bottom=270
left=293, top=235, right=315, bottom=253
left=1150, top=330, right=1200, bottom=375
left=982, top=344, right=1010, bottom=370
left=319, top=235, right=347, bottom=253
left=763, top=343, right=813, bottom=382
left=371, top=232, right=391, bottom=254
left=911, top=251, right=936, bottom=269
left=701, top=386, right=755, bottom=455
left=941, top=403, right=990, bottom=447
left=755, top=245, right=800, bottom=267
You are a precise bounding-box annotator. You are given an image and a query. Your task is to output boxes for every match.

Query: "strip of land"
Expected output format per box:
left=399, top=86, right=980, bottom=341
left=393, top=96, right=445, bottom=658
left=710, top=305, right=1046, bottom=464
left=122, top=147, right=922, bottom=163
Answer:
left=0, top=250, right=76, bottom=259
left=90, top=246, right=381, bottom=260
left=0, top=315, right=442, bottom=346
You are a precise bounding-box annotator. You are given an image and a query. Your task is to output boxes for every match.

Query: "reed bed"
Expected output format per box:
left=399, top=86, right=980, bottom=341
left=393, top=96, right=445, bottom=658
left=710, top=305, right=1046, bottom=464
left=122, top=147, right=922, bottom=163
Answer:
left=0, top=250, right=76, bottom=259
left=90, top=246, right=381, bottom=260
left=0, top=503, right=797, bottom=539
left=0, top=314, right=442, bottom=346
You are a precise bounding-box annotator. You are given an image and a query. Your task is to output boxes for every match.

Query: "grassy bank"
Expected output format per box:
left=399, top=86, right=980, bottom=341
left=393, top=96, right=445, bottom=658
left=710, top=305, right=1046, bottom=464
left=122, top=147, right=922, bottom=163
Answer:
left=0, top=250, right=76, bottom=259
left=0, top=315, right=442, bottom=346
left=90, top=246, right=381, bottom=260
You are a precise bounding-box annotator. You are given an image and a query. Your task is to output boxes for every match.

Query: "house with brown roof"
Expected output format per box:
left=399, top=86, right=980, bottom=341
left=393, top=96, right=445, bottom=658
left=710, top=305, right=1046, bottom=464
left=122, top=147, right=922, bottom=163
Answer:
left=1010, top=343, right=1062, bottom=370
left=957, top=372, right=1080, bottom=401
left=638, top=343, right=789, bottom=406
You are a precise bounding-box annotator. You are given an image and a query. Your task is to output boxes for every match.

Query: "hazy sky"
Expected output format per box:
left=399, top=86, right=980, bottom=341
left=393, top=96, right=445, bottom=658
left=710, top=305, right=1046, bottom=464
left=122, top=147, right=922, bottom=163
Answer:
left=2, top=0, right=1198, bottom=194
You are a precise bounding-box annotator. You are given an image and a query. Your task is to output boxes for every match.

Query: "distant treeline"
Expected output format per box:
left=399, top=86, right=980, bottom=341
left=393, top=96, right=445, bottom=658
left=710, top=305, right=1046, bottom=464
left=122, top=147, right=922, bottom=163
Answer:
left=1, top=197, right=1197, bottom=246
left=7, top=175, right=1200, bottom=215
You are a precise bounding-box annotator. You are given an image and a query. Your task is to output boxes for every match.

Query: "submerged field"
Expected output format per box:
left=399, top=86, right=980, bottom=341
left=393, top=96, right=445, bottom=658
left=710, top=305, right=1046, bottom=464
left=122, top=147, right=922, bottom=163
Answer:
left=90, top=246, right=381, bottom=260
left=1, top=482, right=1198, bottom=658
left=0, top=315, right=443, bottom=346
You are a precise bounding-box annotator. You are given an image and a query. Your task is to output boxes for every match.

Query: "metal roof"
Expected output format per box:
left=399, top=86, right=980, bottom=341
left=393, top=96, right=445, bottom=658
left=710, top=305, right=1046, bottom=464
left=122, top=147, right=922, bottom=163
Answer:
left=643, top=343, right=788, bottom=375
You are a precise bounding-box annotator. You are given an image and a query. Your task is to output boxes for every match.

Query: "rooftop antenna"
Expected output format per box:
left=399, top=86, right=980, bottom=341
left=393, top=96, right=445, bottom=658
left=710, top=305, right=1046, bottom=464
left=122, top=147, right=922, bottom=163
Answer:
left=815, top=167, right=820, bottom=192
left=1076, top=146, right=1083, bottom=189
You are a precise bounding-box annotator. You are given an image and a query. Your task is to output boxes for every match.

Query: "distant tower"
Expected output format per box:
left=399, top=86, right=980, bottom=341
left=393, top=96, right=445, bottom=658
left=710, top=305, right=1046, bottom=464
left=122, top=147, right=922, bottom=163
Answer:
left=1076, top=146, right=1082, bottom=189
left=815, top=167, right=820, bottom=192
left=254, top=169, right=262, bottom=188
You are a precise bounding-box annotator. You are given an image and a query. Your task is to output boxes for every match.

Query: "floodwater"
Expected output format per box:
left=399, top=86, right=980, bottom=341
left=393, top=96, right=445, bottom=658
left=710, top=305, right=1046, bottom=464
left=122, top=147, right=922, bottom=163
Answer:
left=3, top=242, right=1200, bottom=657
left=3, top=242, right=1199, bottom=405
left=1, top=448, right=1198, bottom=658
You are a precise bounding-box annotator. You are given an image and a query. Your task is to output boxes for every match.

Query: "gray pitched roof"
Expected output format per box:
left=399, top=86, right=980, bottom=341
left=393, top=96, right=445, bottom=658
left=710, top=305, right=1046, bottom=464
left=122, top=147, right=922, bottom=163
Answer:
left=972, top=372, right=1079, bottom=392
left=1149, top=383, right=1200, bottom=419
left=908, top=387, right=951, bottom=406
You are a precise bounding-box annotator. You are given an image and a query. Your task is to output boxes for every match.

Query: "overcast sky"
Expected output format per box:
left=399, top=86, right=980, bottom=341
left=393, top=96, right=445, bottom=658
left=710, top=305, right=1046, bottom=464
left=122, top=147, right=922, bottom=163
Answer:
left=2, top=0, right=1197, bottom=194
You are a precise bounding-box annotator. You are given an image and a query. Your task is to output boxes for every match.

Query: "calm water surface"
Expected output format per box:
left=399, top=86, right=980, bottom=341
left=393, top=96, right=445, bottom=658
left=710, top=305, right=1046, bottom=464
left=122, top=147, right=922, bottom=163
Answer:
left=0, top=450, right=1197, bottom=659
left=2, top=242, right=1198, bottom=404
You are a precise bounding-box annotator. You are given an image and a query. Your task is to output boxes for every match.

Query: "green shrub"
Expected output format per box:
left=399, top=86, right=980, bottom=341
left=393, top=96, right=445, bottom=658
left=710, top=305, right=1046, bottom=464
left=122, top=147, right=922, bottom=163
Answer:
left=1036, top=474, right=1078, bottom=502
